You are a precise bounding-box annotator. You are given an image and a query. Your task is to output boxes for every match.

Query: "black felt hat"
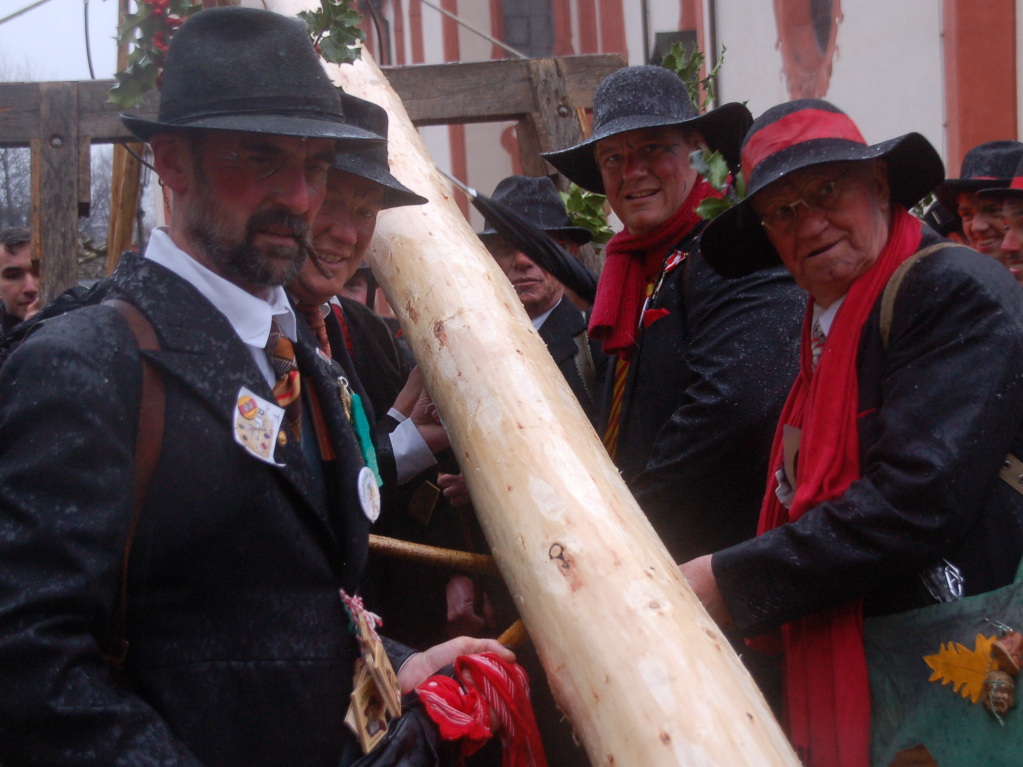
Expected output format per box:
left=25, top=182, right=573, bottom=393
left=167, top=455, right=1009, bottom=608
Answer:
left=701, top=99, right=944, bottom=278
left=477, top=176, right=592, bottom=244
left=332, top=94, right=427, bottom=209
left=121, top=7, right=380, bottom=149
left=540, top=65, right=752, bottom=194
left=934, top=141, right=1023, bottom=213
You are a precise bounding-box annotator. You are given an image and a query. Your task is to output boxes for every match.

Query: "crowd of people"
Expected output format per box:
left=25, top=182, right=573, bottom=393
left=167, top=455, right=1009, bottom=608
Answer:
left=1, top=6, right=1022, bottom=767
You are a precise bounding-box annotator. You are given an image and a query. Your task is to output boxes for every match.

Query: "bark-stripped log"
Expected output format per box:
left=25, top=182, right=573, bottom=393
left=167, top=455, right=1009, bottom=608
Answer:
left=329, top=51, right=800, bottom=767
left=248, top=0, right=800, bottom=754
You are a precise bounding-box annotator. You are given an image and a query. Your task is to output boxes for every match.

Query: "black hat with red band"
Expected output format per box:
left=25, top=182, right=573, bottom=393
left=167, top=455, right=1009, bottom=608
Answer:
left=934, top=141, right=1023, bottom=212
left=978, top=154, right=1023, bottom=200
left=701, top=99, right=944, bottom=278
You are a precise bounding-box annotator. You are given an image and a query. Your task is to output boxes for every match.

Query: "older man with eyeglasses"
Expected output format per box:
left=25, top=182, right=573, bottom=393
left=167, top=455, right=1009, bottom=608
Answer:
left=683, top=99, right=1023, bottom=767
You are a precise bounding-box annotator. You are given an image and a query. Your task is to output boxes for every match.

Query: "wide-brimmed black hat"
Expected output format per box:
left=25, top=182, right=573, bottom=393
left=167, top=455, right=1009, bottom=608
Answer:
left=332, top=94, right=427, bottom=209
left=540, top=65, right=752, bottom=194
left=476, top=176, right=592, bottom=244
left=701, top=99, right=944, bottom=278
left=121, top=7, right=380, bottom=149
left=933, top=141, right=1023, bottom=213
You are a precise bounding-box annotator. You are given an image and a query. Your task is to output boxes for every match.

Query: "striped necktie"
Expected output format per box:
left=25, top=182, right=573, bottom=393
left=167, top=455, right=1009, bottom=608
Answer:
left=266, top=318, right=302, bottom=438
left=810, top=317, right=826, bottom=372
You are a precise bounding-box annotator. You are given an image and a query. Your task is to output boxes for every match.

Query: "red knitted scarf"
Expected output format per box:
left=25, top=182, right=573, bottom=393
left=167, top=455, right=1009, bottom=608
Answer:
left=757, top=208, right=922, bottom=767
left=588, top=177, right=717, bottom=359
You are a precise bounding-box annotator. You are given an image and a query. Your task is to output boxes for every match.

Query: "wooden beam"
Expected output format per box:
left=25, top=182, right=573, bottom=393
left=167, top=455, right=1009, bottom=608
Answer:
left=526, top=58, right=589, bottom=158
left=514, top=115, right=548, bottom=177
left=0, top=55, right=623, bottom=147
left=78, top=136, right=91, bottom=217
left=32, top=83, right=80, bottom=304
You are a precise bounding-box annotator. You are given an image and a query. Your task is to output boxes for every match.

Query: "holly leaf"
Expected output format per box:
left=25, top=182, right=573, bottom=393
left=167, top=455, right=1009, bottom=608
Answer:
left=109, top=63, right=160, bottom=109
left=695, top=197, right=733, bottom=221
left=319, top=29, right=363, bottom=64
left=924, top=633, right=996, bottom=704
left=561, top=185, right=614, bottom=248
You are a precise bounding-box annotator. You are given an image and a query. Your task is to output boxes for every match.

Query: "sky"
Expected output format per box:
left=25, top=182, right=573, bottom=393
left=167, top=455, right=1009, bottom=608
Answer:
left=1, top=0, right=120, bottom=82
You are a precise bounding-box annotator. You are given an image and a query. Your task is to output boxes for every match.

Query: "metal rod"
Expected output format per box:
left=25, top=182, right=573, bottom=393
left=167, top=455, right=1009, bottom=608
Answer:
left=0, top=0, right=57, bottom=27
left=415, top=0, right=529, bottom=60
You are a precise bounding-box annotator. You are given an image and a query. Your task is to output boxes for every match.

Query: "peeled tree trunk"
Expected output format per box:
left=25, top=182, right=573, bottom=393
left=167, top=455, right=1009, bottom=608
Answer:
left=331, top=53, right=798, bottom=767
left=217, top=12, right=794, bottom=756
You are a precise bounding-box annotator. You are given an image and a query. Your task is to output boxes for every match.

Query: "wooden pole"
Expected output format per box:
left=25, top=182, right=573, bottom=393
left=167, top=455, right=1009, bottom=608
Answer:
left=33, top=82, right=80, bottom=304
left=107, top=0, right=145, bottom=274
left=368, top=534, right=500, bottom=578
left=332, top=51, right=800, bottom=767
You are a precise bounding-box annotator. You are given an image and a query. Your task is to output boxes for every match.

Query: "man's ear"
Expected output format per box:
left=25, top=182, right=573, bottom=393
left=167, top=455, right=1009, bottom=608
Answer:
left=149, top=133, right=192, bottom=195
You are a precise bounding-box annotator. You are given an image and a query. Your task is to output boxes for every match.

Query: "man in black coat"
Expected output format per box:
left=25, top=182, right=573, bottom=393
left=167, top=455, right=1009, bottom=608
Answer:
left=684, top=99, right=1023, bottom=766
left=479, top=175, right=608, bottom=426
left=542, top=66, right=805, bottom=566
left=0, top=10, right=507, bottom=767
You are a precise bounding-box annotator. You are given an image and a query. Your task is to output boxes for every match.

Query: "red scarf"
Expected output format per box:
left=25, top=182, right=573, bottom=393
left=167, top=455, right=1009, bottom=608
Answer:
left=588, top=177, right=717, bottom=359
left=758, top=208, right=922, bottom=767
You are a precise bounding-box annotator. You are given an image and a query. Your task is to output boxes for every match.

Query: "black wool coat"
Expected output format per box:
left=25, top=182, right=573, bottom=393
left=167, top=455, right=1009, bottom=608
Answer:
left=714, top=234, right=1023, bottom=636
left=537, top=295, right=609, bottom=427
left=0, top=253, right=432, bottom=767
left=605, top=230, right=806, bottom=564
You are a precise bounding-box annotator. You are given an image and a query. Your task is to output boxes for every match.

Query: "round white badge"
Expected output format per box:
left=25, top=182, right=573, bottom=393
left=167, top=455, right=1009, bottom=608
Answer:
left=358, top=466, right=381, bottom=522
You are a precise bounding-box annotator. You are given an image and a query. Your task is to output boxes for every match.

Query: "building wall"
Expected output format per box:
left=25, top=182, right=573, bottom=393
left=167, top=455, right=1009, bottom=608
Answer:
left=714, top=1, right=945, bottom=162
left=270, top=1, right=1018, bottom=206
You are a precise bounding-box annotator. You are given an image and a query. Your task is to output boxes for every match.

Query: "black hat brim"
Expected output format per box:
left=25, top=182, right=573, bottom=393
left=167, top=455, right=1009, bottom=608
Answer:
left=331, top=154, right=428, bottom=209
left=541, top=102, right=752, bottom=194
left=477, top=224, right=593, bottom=245
left=978, top=184, right=1023, bottom=200
left=934, top=178, right=1011, bottom=214
left=120, top=112, right=384, bottom=150
left=702, top=132, right=944, bottom=278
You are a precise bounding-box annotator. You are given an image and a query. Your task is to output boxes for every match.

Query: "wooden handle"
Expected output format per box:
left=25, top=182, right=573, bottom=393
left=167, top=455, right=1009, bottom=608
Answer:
left=368, top=534, right=500, bottom=577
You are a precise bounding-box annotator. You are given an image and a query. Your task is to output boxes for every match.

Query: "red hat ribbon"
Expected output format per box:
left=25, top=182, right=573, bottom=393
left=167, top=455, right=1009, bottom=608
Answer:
left=742, top=108, right=867, bottom=176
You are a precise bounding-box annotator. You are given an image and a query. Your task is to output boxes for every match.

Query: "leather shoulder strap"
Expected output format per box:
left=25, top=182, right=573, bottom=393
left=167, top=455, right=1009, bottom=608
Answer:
left=103, top=298, right=165, bottom=674
left=879, top=241, right=957, bottom=349
left=876, top=246, right=1023, bottom=501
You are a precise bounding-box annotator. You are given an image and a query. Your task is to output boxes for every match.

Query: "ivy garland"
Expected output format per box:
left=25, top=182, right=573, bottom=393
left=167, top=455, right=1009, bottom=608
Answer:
left=109, top=0, right=365, bottom=109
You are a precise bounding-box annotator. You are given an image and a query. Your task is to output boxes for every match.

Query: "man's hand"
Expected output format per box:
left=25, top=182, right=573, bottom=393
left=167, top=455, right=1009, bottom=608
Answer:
left=397, top=636, right=514, bottom=694
left=679, top=554, right=733, bottom=628
left=445, top=574, right=495, bottom=637
left=392, top=367, right=425, bottom=418
left=409, top=387, right=449, bottom=454
left=391, top=367, right=450, bottom=454
left=437, top=472, right=471, bottom=507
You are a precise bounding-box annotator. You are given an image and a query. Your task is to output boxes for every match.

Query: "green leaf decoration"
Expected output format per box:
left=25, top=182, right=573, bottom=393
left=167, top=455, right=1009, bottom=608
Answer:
left=660, top=41, right=726, bottom=114
left=109, top=0, right=201, bottom=108
left=695, top=197, right=734, bottom=221
left=300, top=0, right=365, bottom=65
left=560, top=184, right=614, bottom=249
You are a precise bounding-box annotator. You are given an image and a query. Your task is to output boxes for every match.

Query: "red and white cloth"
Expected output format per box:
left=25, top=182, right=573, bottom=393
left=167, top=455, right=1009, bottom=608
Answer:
left=415, top=652, right=548, bottom=767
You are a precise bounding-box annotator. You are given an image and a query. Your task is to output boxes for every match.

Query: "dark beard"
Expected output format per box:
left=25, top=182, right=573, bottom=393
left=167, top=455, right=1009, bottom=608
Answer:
left=186, top=189, right=313, bottom=290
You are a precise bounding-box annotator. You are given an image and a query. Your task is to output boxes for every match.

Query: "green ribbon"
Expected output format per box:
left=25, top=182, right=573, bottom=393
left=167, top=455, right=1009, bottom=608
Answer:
left=350, top=391, right=381, bottom=486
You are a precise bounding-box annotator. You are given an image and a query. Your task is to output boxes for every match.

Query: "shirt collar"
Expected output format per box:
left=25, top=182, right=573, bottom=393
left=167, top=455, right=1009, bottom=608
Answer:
left=812, top=295, right=846, bottom=338
left=144, top=227, right=298, bottom=345
left=531, top=302, right=558, bottom=330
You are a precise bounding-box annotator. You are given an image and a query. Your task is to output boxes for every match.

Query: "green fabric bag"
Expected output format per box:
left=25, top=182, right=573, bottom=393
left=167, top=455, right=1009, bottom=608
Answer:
left=865, top=559, right=1023, bottom=766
